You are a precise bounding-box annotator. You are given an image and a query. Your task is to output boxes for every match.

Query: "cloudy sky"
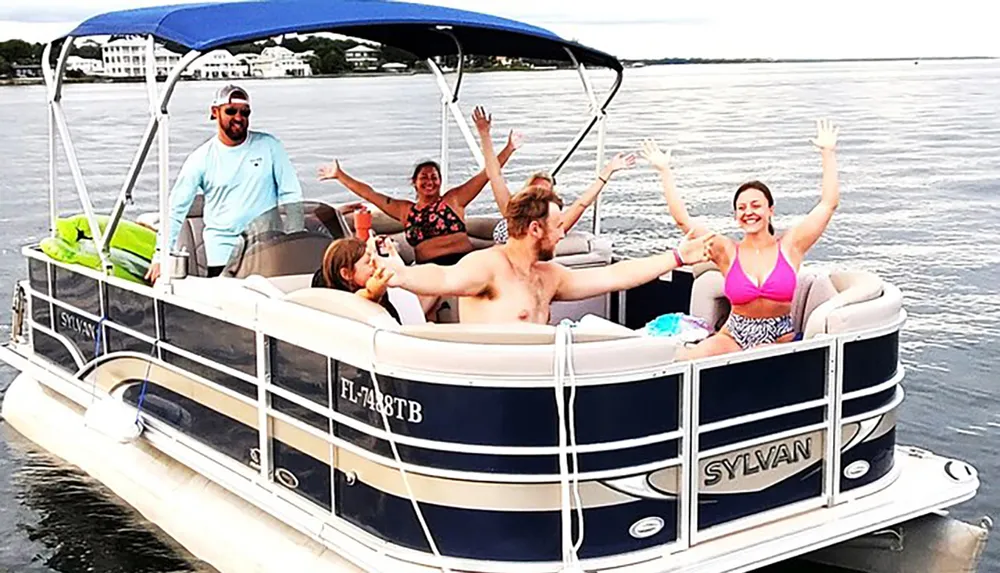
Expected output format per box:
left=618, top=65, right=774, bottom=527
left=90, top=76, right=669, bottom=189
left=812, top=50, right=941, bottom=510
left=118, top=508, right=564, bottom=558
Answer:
left=0, top=0, right=997, bottom=60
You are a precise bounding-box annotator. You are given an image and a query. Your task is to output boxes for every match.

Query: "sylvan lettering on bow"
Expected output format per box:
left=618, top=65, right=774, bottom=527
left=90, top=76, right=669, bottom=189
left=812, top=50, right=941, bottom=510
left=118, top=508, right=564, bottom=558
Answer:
left=340, top=377, right=423, bottom=424
left=703, top=438, right=813, bottom=487
left=59, top=311, right=97, bottom=341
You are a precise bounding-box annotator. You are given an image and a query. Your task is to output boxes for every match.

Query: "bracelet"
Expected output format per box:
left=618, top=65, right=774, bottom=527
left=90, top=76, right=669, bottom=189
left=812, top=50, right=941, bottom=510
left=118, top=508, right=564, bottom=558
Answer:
left=672, top=248, right=684, bottom=267
left=598, top=175, right=609, bottom=184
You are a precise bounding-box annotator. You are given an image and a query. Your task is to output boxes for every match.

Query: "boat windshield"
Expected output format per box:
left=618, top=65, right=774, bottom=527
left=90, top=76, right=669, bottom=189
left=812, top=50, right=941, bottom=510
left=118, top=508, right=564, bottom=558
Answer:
left=221, top=201, right=348, bottom=278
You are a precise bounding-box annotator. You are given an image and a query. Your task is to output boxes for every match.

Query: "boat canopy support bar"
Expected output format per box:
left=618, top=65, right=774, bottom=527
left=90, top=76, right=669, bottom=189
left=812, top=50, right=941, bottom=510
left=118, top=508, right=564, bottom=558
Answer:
left=42, top=35, right=112, bottom=273
left=100, top=45, right=201, bottom=259
left=553, top=48, right=623, bottom=236
left=425, top=46, right=622, bottom=235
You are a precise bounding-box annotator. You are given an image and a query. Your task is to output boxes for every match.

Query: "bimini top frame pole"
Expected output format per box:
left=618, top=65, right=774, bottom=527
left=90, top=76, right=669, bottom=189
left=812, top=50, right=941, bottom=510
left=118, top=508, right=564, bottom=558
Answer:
left=42, top=35, right=113, bottom=273
left=424, top=39, right=623, bottom=237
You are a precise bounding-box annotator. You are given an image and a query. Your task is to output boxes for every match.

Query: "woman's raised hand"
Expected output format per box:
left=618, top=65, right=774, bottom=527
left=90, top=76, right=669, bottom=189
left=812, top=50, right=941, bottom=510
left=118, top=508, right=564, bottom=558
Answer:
left=472, top=106, right=492, bottom=134
left=810, top=119, right=839, bottom=151
left=507, top=129, right=525, bottom=151
left=317, top=159, right=341, bottom=181
left=639, top=139, right=672, bottom=171
left=608, top=152, right=637, bottom=173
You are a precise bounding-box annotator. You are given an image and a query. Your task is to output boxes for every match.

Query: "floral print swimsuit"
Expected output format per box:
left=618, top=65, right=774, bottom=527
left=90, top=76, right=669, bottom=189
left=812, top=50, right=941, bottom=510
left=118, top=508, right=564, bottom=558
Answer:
left=404, top=198, right=467, bottom=247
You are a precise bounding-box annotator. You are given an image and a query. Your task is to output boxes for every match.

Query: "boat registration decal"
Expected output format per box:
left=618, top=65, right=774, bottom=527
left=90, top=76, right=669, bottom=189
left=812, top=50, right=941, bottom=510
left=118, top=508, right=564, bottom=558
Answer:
left=340, top=377, right=424, bottom=424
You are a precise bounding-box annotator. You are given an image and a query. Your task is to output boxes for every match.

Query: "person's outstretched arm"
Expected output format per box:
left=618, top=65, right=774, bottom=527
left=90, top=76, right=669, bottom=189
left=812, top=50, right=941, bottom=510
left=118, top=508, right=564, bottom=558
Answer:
left=318, top=160, right=411, bottom=222
left=640, top=139, right=711, bottom=238
left=554, top=231, right=713, bottom=301
left=560, top=152, right=637, bottom=232
left=384, top=243, right=493, bottom=298
left=471, top=106, right=520, bottom=216
left=784, top=119, right=841, bottom=258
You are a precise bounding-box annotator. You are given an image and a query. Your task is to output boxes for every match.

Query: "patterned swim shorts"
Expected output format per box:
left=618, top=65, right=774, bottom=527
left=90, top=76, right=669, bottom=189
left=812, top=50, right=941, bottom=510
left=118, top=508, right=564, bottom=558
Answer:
left=724, top=313, right=794, bottom=350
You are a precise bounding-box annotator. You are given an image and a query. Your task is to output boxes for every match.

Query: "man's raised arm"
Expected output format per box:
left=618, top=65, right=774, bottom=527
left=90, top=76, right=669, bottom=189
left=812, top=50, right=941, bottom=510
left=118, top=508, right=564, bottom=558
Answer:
left=385, top=248, right=494, bottom=298
left=554, top=233, right=712, bottom=302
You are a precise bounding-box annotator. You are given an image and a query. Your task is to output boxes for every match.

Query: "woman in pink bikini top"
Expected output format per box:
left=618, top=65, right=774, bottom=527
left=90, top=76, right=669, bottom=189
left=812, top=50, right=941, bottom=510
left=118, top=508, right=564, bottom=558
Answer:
left=640, top=119, right=842, bottom=358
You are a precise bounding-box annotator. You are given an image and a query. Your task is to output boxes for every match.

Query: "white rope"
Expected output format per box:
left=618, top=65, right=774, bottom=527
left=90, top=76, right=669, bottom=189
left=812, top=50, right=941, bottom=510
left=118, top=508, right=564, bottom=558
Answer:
left=554, top=320, right=585, bottom=571
left=369, top=328, right=451, bottom=573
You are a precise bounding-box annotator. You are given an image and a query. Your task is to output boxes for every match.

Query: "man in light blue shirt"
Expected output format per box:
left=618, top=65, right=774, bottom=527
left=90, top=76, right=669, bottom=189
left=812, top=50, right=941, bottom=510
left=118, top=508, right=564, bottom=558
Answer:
left=146, top=85, right=304, bottom=281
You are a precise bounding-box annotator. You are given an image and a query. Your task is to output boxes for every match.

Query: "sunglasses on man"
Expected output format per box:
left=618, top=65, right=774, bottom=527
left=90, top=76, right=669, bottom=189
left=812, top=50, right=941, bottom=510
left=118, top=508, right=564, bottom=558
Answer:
left=223, top=107, right=251, bottom=118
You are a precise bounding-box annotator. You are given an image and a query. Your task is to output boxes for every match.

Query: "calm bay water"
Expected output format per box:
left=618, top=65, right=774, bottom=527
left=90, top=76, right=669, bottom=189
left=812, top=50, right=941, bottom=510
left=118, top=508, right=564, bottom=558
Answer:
left=0, top=60, right=997, bottom=571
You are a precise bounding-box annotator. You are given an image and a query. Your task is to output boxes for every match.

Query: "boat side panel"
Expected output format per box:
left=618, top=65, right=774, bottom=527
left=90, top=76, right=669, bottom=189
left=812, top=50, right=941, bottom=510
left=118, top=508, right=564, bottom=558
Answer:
left=843, top=388, right=896, bottom=418
left=27, top=257, right=50, bottom=294
left=840, top=427, right=896, bottom=492
left=697, top=434, right=825, bottom=530
left=700, top=407, right=825, bottom=450
left=333, top=366, right=681, bottom=447
left=271, top=393, right=328, bottom=431
left=699, top=347, right=828, bottom=423
left=105, top=324, right=156, bottom=355
left=52, top=305, right=101, bottom=362
left=272, top=438, right=333, bottom=511
left=31, top=329, right=78, bottom=371
left=160, top=302, right=257, bottom=377
left=52, top=265, right=102, bottom=317
left=123, top=381, right=258, bottom=469
left=842, top=331, right=899, bottom=394
left=335, top=470, right=679, bottom=561
left=270, top=337, right=330, bottom=407
left=30, top=292, right=52, bottom=329
left=106, top=283, right=157, bottom=339
left=160, top=349, right=257, bottom=399
left=337, top=424, right=680, bottom=474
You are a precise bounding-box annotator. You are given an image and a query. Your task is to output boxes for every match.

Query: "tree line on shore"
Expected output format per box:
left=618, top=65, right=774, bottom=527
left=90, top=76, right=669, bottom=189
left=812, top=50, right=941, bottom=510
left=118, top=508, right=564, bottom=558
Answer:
left=0, top=36, right=568, bottom=78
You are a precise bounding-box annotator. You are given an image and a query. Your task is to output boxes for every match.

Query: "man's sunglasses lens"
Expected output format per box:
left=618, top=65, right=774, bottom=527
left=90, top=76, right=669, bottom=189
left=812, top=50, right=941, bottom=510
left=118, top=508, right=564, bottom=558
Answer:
left=224, top=108, right=251, bottom=117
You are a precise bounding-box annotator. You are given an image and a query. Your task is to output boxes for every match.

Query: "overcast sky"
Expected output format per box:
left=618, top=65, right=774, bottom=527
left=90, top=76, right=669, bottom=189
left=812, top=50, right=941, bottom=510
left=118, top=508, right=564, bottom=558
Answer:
left=0, top=0, right=997, bottom=59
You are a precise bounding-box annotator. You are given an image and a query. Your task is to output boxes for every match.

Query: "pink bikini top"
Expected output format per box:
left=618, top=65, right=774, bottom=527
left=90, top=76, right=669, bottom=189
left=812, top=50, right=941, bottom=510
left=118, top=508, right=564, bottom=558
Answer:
left=724, top=241, right=797, bottom=306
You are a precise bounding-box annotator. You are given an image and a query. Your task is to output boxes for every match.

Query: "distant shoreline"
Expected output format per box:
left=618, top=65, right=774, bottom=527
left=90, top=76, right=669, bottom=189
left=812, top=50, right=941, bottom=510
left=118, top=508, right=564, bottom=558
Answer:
left=1, top=55, right=994, bottom=86
left=623, top=56, right=995, bottom=66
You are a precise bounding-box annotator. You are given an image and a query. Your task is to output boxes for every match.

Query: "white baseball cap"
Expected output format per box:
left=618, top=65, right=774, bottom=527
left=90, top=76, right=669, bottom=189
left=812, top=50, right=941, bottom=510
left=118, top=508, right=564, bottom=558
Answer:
left=210, top=85, right=250, bottom=119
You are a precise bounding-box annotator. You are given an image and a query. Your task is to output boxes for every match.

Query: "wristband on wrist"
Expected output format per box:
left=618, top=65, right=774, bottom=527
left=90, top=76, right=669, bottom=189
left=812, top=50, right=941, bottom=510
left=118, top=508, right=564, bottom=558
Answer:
left=672, top=248, right=684, bottom=267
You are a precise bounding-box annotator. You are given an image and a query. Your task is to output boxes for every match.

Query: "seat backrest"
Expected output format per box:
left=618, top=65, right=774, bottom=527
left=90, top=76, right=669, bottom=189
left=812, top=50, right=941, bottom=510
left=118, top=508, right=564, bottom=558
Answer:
left=801, top=270, right=892, bottom=338
left=226, top=233, right=332, bottom=279
left=175, top=194, right=208, bottom=277
left=283, top=288, right=400, bottom=329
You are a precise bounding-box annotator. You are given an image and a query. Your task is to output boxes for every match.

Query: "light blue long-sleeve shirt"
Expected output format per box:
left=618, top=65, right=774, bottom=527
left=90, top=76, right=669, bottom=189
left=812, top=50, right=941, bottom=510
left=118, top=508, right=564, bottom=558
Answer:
left=162, top=130, right=304, bottom=266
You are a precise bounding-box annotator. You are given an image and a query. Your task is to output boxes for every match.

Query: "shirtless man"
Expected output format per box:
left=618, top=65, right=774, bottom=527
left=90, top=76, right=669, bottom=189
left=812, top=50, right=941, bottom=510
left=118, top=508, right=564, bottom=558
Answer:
left=382, top=185, right=712, bottom=324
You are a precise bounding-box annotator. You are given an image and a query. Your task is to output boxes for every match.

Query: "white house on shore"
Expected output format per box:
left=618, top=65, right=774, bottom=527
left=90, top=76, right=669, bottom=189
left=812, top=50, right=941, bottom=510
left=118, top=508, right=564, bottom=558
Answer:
left=345, top=44, right=379, bottom=70
left=189, top=50, right=249, bottom=79
left=97, top=39, right=313, bottom=79
left=249, top=46, right=313, bottom=77
left=65, top=55, right=104, bottom=75
left=101, top=37, right=182, bottom=77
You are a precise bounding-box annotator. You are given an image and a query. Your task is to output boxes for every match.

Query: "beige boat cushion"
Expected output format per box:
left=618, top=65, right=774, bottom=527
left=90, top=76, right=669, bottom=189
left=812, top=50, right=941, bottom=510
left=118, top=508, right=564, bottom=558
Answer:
left=283, top=288, right=399, bottom=329
left=397, top=319, right=639, bottom=345
left=802, top=270, right=898, bottom=338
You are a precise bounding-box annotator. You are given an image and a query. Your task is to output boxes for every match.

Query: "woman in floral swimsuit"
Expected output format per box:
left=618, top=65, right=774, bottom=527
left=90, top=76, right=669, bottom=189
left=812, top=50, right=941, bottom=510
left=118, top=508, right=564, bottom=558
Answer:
left=318, top=113, right=521, bottom=266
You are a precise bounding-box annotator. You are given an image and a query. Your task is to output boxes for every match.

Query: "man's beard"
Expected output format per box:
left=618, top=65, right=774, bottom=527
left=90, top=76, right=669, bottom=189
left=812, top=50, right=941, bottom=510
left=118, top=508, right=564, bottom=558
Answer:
left=536, top=240, right=555, bottom=261
left=225, top=122, right=247, bottom=142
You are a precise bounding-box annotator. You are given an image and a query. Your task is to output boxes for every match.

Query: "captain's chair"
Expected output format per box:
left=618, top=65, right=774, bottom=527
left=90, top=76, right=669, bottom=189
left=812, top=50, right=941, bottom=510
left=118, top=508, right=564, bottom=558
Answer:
left=174, top=194, right=209, bottom=277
